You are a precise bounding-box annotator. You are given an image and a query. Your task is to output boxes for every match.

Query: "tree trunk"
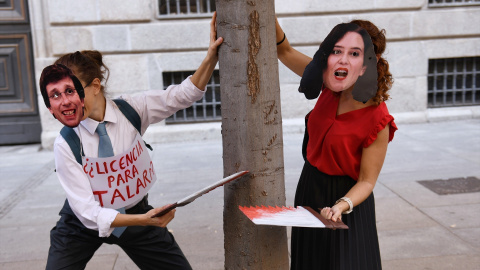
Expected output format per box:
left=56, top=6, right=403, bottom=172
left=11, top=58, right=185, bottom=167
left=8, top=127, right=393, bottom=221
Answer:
left=216, top=1, right=289, bottom=269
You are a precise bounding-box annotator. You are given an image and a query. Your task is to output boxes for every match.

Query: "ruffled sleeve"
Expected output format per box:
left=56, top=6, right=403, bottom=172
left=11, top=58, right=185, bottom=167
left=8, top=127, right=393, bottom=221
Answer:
left=363, top=112, right=398, bottom=148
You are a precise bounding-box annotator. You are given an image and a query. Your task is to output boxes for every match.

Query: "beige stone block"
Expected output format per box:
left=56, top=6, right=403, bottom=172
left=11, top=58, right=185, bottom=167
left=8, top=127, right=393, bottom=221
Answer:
left=427, top=107, right=476, bottom=122
left=275, top=0, right=369, bottom=14
left=388, top=41, right=428, bottom=78
left=278, top=63, right=302, bottom=85
left=93, top=25, right=130, bottom=52
left=422, top=37, right=480, bottom=59
left=147, top=55, right=164, bottom=91
left=41, top=131, right=58, bottom=150
left=412, top=8, right=480, bottom=38
left=47, top=0, right=97, bottom=23
left=278, top=46, right=315, bottom=84
left=99, top=0, right=151, bottom=22
left=279, top=9, right=480, bottom=43
left=278, top=12, right=414, bottom=44
left=29, top=0, right=49, bottom=58
left=50, top=27, right=93, bottom=55
left=154, top=51, right=208, bottom=72
left=277, top=16, right=350, bottom=45
left=388, top=76, right=427, bottom=113
left=356, top=12, right=413, bottom=40
left=36, top=90, right=60, bottom=147
left=473, top=106, right=480, bottom=118
left=391, top=111, right=427, bottom=124
left=104, top=54, right=150, bottom=95
left=280, top=84, right=315, bottom=119
left=375, top=0, right=425, bottom=9
left=39, top=106, right=62, bottom=130
left=34, top=58, right=56, bottom=92
left=130, top=20, right=210, bottom=51
left=275, top=0, right=425, bottom=14
left=151, top=51, right=223, bottom=90
left=143, top=122, right=222, bottom=144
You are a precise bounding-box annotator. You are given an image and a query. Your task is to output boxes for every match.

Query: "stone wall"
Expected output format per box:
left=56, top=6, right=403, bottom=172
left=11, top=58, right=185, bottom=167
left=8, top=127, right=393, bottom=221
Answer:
left=28, top=0, right=480, bottom=149
left=276, top=0, right=480, bottom=121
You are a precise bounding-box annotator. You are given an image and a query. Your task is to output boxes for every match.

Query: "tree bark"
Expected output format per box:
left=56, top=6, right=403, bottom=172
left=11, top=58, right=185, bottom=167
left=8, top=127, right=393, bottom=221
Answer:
left=216, top=1, right=289, bottom=269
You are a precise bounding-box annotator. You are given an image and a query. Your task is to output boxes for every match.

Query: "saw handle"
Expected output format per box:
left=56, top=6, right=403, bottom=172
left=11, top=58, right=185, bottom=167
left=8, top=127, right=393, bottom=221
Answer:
left=151, top=203, right=178, bottom=218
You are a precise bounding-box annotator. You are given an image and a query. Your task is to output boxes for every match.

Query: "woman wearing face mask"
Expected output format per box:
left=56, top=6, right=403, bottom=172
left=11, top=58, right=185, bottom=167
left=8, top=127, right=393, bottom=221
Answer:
left=40, top=13, right=223, bottom=270
left=276, top=19, right=397, bottom=270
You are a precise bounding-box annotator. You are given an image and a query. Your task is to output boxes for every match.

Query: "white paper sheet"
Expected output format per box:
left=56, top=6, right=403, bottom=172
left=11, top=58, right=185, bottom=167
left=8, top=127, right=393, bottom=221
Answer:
left=239, top=206, right=326, bottom=228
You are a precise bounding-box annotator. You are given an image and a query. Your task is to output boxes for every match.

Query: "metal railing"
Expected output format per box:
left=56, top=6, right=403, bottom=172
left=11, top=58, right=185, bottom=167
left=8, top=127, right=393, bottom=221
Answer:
left=428, top=0, right=480, bottom=7
left=163, top=70, right=222, bottom=123
left=158, top=0, right=216, bottom=18
left=428, top=57, right=479, bottom=107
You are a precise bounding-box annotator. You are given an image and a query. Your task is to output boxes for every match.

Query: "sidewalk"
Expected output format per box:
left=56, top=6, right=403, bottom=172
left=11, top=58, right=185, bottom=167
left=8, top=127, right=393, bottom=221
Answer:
left=1, top=119, right=479, bottom=269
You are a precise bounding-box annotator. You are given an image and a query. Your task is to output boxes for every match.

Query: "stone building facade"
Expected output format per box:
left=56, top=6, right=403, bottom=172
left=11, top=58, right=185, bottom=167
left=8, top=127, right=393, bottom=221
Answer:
left=25, top=0, right=480, bottom=149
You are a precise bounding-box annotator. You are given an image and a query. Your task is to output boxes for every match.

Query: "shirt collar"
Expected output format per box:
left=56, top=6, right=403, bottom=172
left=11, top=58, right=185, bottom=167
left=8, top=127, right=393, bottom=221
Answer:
left=79, top=99, right=119, bottom=135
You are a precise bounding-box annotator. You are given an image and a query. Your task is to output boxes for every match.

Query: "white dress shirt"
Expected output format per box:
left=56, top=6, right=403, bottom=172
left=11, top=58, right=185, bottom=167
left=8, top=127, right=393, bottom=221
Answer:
left=53, top=76, right=204, bottom=237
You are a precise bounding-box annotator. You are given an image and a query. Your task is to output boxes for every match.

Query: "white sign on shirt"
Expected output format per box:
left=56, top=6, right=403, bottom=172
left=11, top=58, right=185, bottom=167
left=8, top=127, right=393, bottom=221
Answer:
left=82, top=133, right=157, bottom=209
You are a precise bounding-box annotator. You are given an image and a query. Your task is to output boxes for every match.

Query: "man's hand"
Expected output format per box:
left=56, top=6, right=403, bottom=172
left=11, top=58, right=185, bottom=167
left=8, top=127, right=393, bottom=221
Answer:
left=145, top=204, right=176, bottom=227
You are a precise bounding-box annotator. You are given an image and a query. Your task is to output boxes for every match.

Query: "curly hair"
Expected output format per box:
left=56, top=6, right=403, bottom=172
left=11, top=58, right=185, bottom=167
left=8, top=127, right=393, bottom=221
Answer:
left=350, top=20, right=393, bottom=105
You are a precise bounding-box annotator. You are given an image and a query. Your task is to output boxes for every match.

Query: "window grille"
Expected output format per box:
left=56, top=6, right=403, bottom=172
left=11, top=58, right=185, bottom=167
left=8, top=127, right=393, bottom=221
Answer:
left=428, top=57, right=480, bottom=107
left=163, top=70, right=221, bottom=123
left=428, top=0, right=480, bottom=7
left=158, top=0, right=216, bottom=18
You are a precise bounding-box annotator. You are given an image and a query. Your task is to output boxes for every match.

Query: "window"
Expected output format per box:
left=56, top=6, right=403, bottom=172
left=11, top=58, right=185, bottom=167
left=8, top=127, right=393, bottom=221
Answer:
left=163, top=70, right=221, bottom=123
left=158, top=0, right=216, bottom=18
left=428, top=0, right=480, bottom=7
left=428, top=57, right=480, bottom=107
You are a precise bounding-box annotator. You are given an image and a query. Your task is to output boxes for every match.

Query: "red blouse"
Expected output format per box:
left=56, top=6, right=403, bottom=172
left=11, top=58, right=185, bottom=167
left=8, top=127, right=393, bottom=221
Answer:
left=306, top=89, right=397, bottom=181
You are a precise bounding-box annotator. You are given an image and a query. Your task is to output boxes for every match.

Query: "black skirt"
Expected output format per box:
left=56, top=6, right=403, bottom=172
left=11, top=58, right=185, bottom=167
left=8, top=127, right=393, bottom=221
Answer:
left=290, top=161, right=382, bottom=270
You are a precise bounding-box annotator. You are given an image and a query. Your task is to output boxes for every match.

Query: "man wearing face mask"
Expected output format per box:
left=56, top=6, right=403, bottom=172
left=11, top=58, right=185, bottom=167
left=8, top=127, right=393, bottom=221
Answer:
left=40, top=64, right=85, bottom=128
left=39, top=12, right=223, bottom=270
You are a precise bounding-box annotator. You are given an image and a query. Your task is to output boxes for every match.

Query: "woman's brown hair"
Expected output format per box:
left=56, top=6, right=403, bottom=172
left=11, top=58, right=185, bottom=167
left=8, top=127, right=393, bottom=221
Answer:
left=54, top=50, right=110, bottom=94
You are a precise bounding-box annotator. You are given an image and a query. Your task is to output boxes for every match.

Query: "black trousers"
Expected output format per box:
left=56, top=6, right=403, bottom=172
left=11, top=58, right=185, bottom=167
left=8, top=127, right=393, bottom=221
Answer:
left=46, top=197, right=191, bottom=270
left=290, top=161, right=382, bottom=270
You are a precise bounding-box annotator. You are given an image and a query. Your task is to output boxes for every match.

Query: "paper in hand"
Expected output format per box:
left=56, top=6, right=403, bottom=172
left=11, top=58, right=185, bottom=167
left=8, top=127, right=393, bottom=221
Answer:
left=239, top=205, right=348, bottom=229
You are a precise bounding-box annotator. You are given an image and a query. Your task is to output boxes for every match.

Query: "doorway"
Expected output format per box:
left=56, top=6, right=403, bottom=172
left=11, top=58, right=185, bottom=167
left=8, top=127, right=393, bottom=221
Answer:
left=0, top=0, right=41, bottom=145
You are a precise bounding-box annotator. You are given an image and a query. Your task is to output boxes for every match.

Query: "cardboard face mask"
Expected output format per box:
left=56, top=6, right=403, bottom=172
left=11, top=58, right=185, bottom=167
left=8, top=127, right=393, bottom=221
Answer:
left=40, top=64, right=85, bottom=127
left=46, top=77, right=85, bottom=128
left=298, top=23, right=378, bottom=103
left=352, top=29, right=378, bottom=103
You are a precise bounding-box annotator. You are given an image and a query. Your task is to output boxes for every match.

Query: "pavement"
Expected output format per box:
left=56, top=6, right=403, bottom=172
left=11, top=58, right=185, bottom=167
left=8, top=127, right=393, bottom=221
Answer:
left=0, top=118, right=479, bottom=270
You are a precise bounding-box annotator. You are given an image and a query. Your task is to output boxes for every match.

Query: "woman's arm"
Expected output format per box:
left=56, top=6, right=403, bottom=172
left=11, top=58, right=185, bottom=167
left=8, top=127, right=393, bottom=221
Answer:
left=275, top=17, right=312, bottom=77
left=322, top=125, right=390, bottom=222
left=190, top=11, right=224, bottom=90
